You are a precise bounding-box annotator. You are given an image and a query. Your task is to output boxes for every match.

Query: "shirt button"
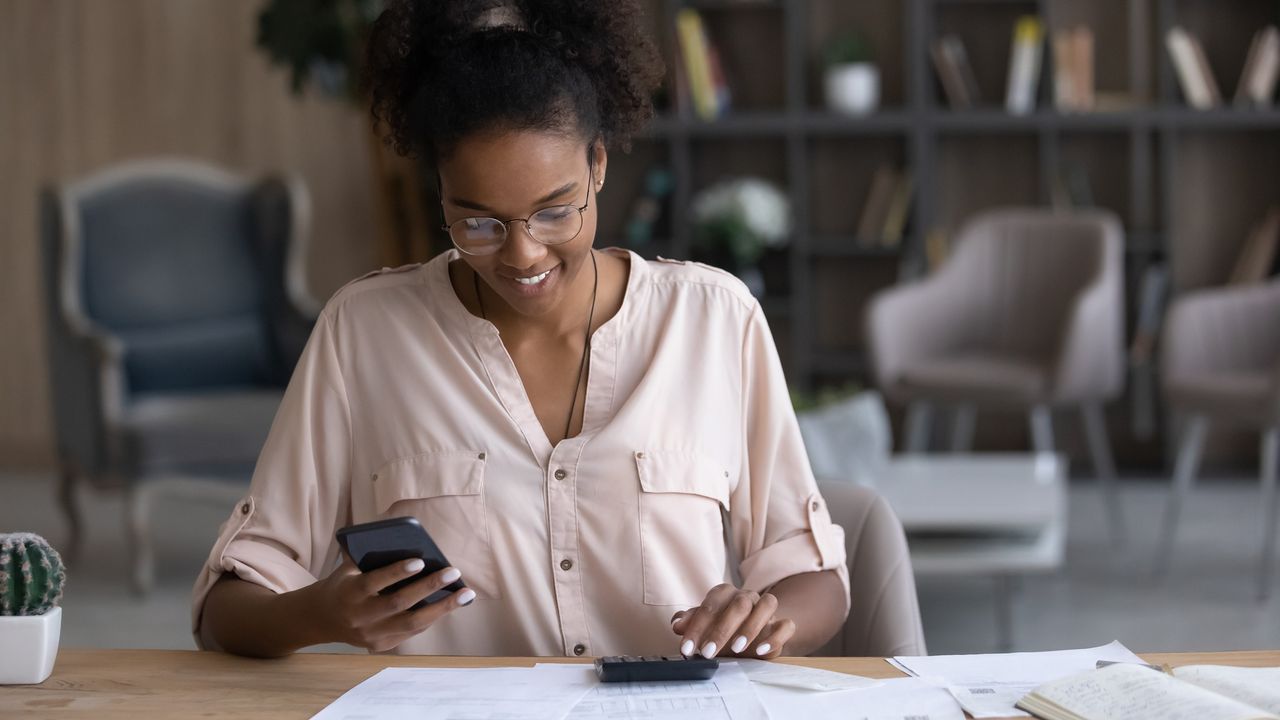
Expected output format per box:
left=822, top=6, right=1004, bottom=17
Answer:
left=554, top=468, right=567, bottom=481
left=478, top=452, right=486, bottom=460
left=811, top=500, right=821, bottom=512
left=560, top=558, right=573, bottom=571
left=240, top=503, right=250, bottom=514
left=635, top=451, right=646, bottom=459
left=573, top=644, right=586, bottom=656
left=371, top=473, right=378, bottom=482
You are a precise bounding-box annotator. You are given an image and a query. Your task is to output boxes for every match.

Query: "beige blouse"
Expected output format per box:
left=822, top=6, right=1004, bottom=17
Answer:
left=191, top=248, right=849, bottom=657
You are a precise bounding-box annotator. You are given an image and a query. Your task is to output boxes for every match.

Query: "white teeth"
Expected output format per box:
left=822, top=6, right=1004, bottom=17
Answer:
left=515, top=269, right=552, bottom=285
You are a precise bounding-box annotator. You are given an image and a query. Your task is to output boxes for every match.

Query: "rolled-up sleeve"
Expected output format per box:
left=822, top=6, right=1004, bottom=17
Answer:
left=190, top=309, right=352, bottom=647
left=731, top=303, right=851, bottom=614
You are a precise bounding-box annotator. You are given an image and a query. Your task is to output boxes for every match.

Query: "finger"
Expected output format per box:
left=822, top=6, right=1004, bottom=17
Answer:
left=670, top=609, right=692, bottom=635
left=750, top=617, right=796, bottom=659
left=697, top=590, right=759, bottom=659
left=726, top=592, right=776, bottom=656
left=679, top=584, right=739, bottom=657
left=379, top=566, right=465, bottom=615
left=359, top=557, right=427, bottom=597
left=380, top=585, right=478, bottom=642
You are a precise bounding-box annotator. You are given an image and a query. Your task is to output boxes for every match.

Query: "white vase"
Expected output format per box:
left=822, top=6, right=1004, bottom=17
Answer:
left=0, top=606, right=61, bottom=684
left=824, top=63, right=880, bottom=116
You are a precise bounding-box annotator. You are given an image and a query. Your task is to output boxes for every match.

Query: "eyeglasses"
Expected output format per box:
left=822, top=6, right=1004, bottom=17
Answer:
left=441, top=164, right=594, bottom=256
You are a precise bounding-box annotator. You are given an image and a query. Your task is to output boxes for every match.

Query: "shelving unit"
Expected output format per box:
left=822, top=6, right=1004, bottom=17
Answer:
left=594, top=0, right=1280, bottom=465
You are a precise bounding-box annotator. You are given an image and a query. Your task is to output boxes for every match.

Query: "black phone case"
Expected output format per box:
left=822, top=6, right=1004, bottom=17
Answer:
left=335, top=516, right=466, bottom=609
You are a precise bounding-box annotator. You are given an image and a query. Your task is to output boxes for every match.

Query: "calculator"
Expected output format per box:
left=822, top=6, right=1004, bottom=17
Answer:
left=594, top=655, right=720, bottom=683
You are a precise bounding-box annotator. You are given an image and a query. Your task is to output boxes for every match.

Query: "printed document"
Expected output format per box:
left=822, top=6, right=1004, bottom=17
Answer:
left=890, top=640, right=1145, bottom=718
left=540, top=661, right=768, bottom=720
left=309, top=664, right=595, bottom=720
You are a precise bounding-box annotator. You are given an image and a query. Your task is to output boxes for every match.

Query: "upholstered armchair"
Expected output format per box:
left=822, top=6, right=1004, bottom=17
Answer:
left=1156, top=278, right=1280, bottom=599
left=866, top=208, right=1126, bottom=544
left=814, top=481, right=927, bottom=657
left=40, top=158, right=318, bottom=593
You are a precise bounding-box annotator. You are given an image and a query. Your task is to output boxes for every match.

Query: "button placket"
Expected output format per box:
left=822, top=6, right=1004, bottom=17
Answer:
left=546, top=446, right=588, bottom=661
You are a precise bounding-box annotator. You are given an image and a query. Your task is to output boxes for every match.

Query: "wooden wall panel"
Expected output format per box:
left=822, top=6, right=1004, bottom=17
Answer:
left=0, top=0, right=380, bottom=469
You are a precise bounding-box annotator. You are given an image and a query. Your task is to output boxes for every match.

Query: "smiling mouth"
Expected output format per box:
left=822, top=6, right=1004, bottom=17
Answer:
left=513, top=268, right=553, bottom=285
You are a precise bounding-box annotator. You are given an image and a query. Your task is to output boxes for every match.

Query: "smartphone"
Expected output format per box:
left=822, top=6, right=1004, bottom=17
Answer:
left=335, top=516, right=466, bottom=610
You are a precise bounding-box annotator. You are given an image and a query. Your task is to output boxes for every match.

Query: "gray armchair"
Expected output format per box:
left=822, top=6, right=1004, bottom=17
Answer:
left=1155, top=278, right=1280, bottom=599
left=814, top=481, right=927, bottom=657
left=40, top=158, right=318, bottom=593
left=866, top=208, right=1126, bottom=544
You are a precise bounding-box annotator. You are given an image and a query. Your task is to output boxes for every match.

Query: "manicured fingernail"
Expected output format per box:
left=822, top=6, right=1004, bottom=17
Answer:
left=405, top=559, right=425, bottom=573
left=755, top=643, right=772, bottom=656
left=440, top=567, right=461, bottom=583
left=701, top=642, right=718, bottom=659
left=680, top=639, right=695, bottom=656
left=456, top=588, right=476, bottom=605
left=731, top=636, right=748, bottom=653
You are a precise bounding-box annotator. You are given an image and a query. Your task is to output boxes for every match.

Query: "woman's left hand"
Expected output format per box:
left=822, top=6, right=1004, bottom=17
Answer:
left=670, top=583, right=795, bottom=660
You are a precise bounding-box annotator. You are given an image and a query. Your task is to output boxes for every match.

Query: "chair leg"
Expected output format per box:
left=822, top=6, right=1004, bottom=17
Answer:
left=55, top=462, right=84, bottom=567
left=1081, top=403, right=1126, bottom=549
left=1155, top=416, right=1208, bottom=579
left=1028, top=405, right=1055, bottom=453
left=904, top=401, right=934, bottom=453
left=127, top=483, right=155, bottom=596
left=1258, top=427, right=1279, bottom=602
left=949, top=405, right=977, bottom=453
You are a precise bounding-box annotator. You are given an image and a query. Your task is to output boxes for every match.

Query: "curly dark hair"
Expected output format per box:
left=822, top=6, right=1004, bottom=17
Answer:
left=364, top=0, right=665, bottom=161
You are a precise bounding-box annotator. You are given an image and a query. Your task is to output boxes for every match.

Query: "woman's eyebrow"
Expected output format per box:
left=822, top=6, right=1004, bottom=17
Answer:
left=449, top=180, right=578, bottom=212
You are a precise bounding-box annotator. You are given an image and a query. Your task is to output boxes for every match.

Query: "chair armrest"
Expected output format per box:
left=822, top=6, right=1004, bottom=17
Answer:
left=865, top=272, right=968, bottom=395
left=1162, top=279, right=1280, bottom=381
left=1050, top=221, right=1124, bottom=402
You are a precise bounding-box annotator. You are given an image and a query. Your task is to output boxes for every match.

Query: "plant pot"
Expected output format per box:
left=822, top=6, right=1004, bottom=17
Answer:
left=0, top=606, right=61, bottom=684
left=824, top=63, right=880, bottom=116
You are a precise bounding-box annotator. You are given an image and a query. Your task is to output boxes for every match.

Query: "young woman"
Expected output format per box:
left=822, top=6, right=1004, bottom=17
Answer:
left=194, top=0, right=848, bottom=660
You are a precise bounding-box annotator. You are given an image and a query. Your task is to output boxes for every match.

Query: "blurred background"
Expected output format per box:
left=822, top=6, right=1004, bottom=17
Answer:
left=2, top=0, right=1280, bottom=656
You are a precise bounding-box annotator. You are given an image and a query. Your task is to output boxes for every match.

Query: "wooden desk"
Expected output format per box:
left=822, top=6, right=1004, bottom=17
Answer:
left=2, top=649, right=1278, bottom=719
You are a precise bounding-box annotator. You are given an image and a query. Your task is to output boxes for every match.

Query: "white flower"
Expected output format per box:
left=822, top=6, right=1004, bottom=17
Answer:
left=692, top=177, right=791, bottom=247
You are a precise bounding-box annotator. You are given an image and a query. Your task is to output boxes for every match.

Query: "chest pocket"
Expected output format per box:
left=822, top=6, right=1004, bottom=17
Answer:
left=371, top=450, right=502, bottom=599
left=635, top=450, right=734, bottom=606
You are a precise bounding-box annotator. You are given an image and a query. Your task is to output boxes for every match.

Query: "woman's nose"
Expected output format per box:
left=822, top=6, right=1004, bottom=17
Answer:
left=496, top=220, right=549, bottom=270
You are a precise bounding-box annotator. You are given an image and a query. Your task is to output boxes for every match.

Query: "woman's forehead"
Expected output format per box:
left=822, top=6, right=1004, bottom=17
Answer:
left=440, top=131, right=590, bottom=207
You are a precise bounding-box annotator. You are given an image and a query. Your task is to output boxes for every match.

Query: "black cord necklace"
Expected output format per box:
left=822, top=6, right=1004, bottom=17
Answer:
left=474, top=250, right=598, bottom=442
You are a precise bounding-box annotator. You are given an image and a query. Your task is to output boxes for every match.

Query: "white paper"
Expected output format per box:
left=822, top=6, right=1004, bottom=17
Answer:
left=735, top=659, right=882, bottom=692
left=1173, top=665, right=1280, bottom=715
left=538, top=661, right=768, bottom=720
left=754, top=676, right=966, bottom=720
left=309, top=664, right=595, bottom=720
left=891, top=640, right=1145, bottom=718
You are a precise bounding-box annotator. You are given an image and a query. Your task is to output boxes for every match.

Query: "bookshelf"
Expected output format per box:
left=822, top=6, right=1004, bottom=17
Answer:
left=593, top=0, right=1280, bottom=466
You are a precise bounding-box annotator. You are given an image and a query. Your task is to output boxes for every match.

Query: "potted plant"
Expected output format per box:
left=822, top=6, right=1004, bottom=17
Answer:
left=690, top=177, right=792, bottom=297
left=0, top=533, right=66, bottom=685
left=823, top=32, right=880, bottom=116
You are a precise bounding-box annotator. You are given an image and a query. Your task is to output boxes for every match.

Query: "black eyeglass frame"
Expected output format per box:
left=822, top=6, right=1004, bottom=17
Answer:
left=438, top=152, right=596, bottom=257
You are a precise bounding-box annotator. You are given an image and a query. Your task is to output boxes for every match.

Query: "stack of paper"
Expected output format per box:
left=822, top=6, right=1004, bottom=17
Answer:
left=890, top=640, right=1146, bottom=718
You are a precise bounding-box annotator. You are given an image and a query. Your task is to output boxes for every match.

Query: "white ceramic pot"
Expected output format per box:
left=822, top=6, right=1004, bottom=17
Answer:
left=0, top=605, right=61, bottom=684
left=824, top=63, right=880, bottom=116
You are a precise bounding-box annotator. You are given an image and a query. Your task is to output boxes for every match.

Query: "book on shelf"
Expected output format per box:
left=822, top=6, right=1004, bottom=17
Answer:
left=856, top=164, right=899, bottom=245
left=1235, top=25, right=1280, bottom=107
left=1053, top=26, right=1094, bottom=112
left=1167, top=26, right=1222, bottom=110
left=1016, top=662, right=1280, bottom=720
left=675, top=9, right=730, bottom=120
left=932, top=35, right=980, bottom=109
left=880, top=172, right=914, bottom=249
left=1228, top=207, right=1280, bottom=285
left=1005, top=16, right=1045, bottom=115
left=1128, top=261, right=1168, bottom=368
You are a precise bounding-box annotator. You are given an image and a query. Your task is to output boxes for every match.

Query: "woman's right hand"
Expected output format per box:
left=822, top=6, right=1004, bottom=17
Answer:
left=306, top=555, right=475, bottom=652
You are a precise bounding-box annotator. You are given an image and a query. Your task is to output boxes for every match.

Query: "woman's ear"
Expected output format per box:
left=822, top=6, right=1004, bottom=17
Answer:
left=591, top=138, right=608, bottom=191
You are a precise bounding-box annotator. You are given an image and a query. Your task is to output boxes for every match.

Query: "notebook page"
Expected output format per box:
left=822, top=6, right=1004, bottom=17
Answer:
left=1019, top=663, right=1279, bottom=720
left=1173, top=666, right=1280, bottom=715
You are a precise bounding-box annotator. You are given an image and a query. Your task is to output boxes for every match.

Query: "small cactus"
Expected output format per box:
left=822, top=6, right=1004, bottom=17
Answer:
left=0, top=533, right=65, bottom=616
